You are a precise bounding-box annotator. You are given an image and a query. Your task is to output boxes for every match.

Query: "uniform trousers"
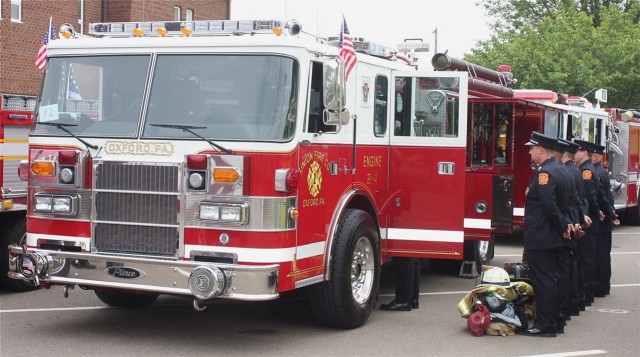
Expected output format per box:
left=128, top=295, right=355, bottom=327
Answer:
left=596, top=230, right=613, bottom=295
left=555, top=245, right=571, bottom=325
left=579, top=223, right=598, bottom=303
left=567, top=241, right=582, bottom=313
left=394, top=257, right=420, bottom=303
left=527, top=248, right=558, bottom=332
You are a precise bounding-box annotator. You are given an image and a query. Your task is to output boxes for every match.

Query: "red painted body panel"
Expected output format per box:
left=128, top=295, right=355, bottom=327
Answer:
left=27, top=217, right=92, bottom=238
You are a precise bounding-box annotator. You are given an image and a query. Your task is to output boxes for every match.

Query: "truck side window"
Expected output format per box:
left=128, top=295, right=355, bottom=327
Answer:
left=374, top=75, right=388, bottom=136
left=468, top=102, right=512, bottom=166
left=307, top=61, right=335, bottom=133
left=394, top=76, right=460, bottom=138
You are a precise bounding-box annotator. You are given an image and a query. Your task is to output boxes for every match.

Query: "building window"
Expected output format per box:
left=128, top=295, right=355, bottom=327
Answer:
left=11, top=0, right=22, bottom=22
left=173, top=6, right=180, bottom=21
left=186, top=9, right=193, bottom=21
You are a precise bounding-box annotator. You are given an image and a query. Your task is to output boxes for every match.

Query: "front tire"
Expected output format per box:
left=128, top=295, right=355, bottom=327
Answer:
left=95, top=289, right=159, bottom=308
left=308, top=209, right=380, bottom=329
left=0, top=215, right=40, bottom=292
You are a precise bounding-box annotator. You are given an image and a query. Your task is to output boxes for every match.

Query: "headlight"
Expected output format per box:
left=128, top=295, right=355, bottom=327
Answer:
left=221, top=205, right=242, bottom=222
left=53, top=196, right=72, bottom=214
left=34, top=195, right=53, bottom=212
left=34, top=194, right=77, bottom=215
left=198, top=202, right=248, bottom=224
left=199, top=204, right=220, bottom=221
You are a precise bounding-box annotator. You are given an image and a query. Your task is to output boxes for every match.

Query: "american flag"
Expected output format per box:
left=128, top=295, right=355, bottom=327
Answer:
left=35, top=22, right=56, bottom=71
left=67, top=64, right=82, bottom=100
left=339, top=17, right=357, bottom=81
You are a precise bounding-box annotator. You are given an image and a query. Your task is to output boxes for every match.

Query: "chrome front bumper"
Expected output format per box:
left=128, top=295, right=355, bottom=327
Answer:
left=7, top=245, right=279, bottom=301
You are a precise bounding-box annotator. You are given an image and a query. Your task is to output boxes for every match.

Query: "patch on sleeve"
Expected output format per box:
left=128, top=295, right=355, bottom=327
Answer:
left=582, top=170, right=592, bottom=180
left=538, top=173, right=549, bottom=185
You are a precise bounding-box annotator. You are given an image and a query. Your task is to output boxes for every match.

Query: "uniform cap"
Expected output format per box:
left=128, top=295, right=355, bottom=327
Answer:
left=594, top=144, right=606, bottom=154
left=557, top=138, right=579, bottom=154
left=573, top=139, right=599, bottom=153
left=553, top=138, right=569, bottom=153
left=525, top=131, right=556, bottom=150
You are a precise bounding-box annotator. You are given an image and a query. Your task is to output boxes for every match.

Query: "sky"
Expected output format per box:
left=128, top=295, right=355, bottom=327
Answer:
left=229, top=0, right=493, bottom=59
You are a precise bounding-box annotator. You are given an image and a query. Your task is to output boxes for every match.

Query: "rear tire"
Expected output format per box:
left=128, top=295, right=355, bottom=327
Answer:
left=429, top=236, right=494, bottom=275
left=0, top=215, right=40, bottom=292
left=308, top=209, right=380, bottom=329
left=625, top=192, right=640, bottom=225
left=95, top=289, right=159, bottom=308
left=472, top=236, right=495, bottom=273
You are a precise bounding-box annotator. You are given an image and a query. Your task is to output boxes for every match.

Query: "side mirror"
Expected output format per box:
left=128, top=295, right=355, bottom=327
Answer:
left=323, top=58, right=346, bottom=111
left=323, top=108, right=350, bottom=126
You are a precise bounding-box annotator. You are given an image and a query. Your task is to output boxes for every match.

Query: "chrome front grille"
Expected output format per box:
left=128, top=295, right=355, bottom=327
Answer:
left=93, top=161, right=180, bottom=257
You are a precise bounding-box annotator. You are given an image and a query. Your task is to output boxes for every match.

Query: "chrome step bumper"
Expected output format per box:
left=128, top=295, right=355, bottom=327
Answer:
left=8, top=245, right=279, bottom=301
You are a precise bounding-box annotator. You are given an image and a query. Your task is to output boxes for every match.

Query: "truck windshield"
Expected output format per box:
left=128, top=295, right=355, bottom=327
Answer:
left=33, top=55, right=150, bottom=138
left=33, top=54, right=298, bottom=141
left=142, top=54, right=298, bottom=141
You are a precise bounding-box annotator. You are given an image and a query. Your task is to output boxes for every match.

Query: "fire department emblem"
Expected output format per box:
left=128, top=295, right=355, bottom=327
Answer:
left=583, top=170, right=592, bottom=180
left=538, top=173, right=549, bottom=185
left=362, top=82, right=370, bottom=103
left=307, top=161, right=322, bottom=197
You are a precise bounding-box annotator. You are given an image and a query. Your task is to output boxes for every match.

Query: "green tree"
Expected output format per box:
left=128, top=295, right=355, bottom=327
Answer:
left=466, top=2, right=640, bottom=109
left=480, top=0, right=639, bottom=30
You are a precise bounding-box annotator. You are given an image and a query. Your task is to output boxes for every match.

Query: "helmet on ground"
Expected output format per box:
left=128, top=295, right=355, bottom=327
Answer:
left=467, top=304, right=491, bottom=337
left=478, top=266, right=512, bottom=287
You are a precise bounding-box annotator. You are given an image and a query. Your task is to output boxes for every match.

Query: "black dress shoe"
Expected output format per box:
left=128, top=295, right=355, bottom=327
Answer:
left=412, top=299, right=419, bottom=309
left=556, top=326, right=565, bottom=334
left=570, top=309, right=580, bottom=317
left=380, top=300, right=411, bottom=311
left=520, top=327, right=557, bottom=337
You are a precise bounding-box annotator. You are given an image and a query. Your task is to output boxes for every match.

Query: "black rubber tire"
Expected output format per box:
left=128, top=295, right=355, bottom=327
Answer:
left=0, top=215, right=40, bottom=292
left=626, top=192, right=640, bottom=225
left=308, top=209, right=380, bottom=329
left=95, top=289, right=159, bottom=308
left=472, top=236, right=495, bottom=274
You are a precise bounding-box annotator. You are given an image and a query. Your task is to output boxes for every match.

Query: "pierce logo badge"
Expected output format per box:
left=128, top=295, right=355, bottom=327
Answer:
left=105, top=267, right=145, bottom=279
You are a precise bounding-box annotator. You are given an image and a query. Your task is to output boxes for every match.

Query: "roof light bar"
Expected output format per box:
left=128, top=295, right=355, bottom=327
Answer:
left=327, top=37, right=391, bottom=58
left=89, top=20, right=282, bottom=37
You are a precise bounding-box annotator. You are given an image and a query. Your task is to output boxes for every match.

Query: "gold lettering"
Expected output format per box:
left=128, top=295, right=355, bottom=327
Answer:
left=363, top=155, right=383, bottom=168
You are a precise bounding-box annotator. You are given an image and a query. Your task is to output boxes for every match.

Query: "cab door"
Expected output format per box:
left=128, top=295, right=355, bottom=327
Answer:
left=385, top=72, right=468, bottom=259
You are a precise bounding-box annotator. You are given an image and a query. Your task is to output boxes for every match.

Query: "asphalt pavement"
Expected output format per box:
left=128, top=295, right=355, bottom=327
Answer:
left=1, top=225, right=639, bottom=356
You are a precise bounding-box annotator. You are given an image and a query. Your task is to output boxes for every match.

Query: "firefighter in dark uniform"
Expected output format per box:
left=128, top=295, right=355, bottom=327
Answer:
left=521, top=132, right=570, bottom=337
left=558, top=138, right=589, bottom=317
left=380, top=258, right=420, bottom=311
left=552, top=138, right=573, bottom=332
left=592, top=144, right=620, bottom=297
left=573, top=139, right=600, bottom=307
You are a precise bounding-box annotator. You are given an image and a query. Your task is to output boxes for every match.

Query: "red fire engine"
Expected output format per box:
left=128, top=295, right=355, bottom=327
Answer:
left=10, top=18, right=629, bottom=327
left=1, top=93, right=37, bottom=291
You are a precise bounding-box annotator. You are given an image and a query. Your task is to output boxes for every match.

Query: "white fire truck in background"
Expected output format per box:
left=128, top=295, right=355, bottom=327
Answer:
left=5, top=18, right=637, bottom=327
left=1, top=93, right=38, bottom=291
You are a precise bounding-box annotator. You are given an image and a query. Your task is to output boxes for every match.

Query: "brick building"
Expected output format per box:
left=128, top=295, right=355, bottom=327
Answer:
left=0, top=0, right=230, bottom=98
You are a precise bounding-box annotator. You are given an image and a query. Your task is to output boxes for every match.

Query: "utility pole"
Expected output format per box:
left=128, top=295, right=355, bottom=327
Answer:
left=433, top=28, right=438, bottom=54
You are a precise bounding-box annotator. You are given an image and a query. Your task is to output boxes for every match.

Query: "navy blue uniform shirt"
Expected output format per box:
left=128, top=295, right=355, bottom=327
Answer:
left=524, top=158, right=569, bottom=250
